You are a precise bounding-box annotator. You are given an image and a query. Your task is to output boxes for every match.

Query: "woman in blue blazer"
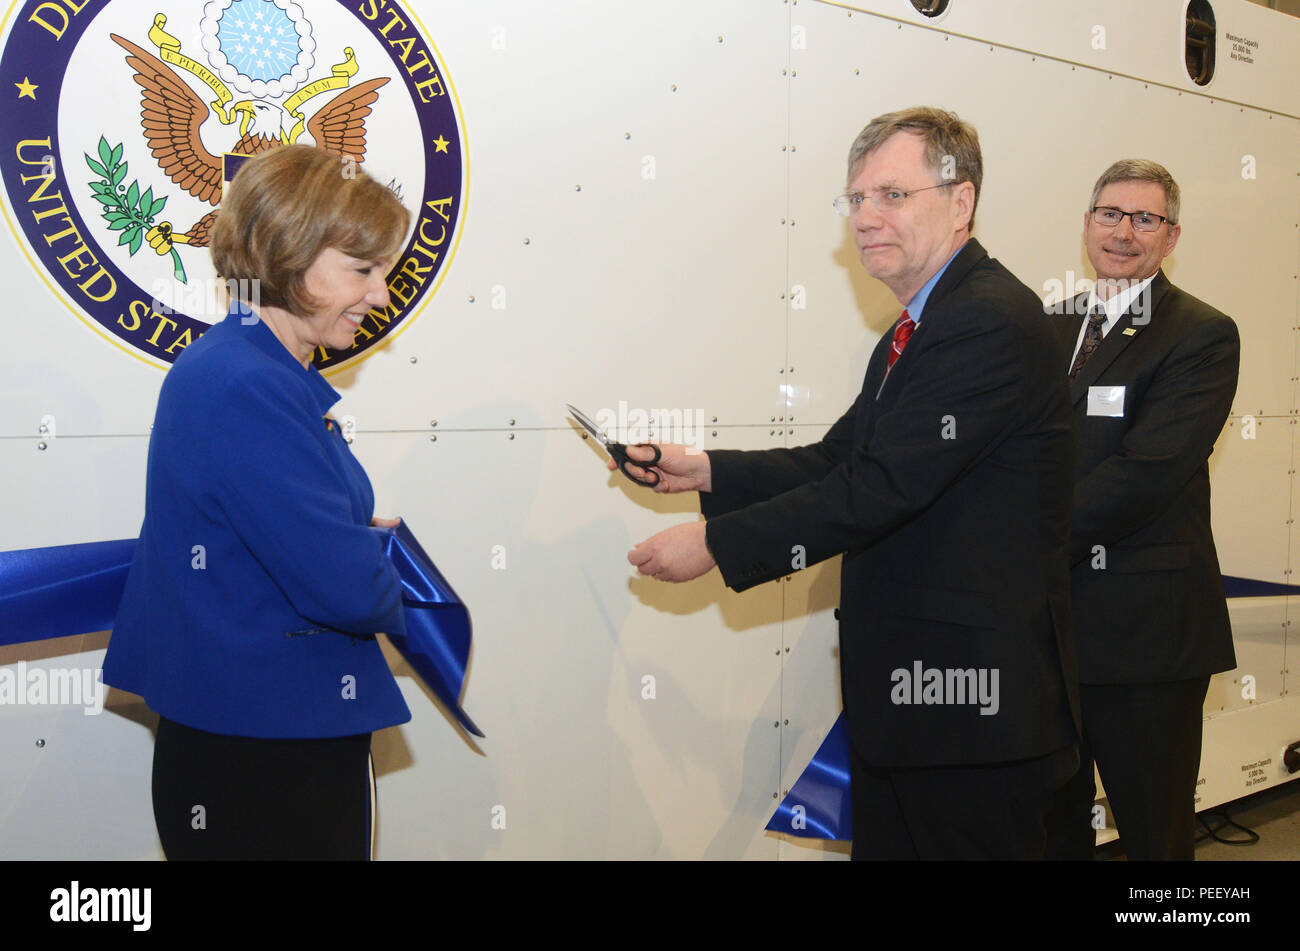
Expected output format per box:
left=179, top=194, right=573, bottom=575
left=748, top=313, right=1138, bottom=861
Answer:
left=103, top=145, right=412, bottom=859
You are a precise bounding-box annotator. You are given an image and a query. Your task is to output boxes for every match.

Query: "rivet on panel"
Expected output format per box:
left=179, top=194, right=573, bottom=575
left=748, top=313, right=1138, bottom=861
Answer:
left=409, top=356, right=418, bottom=364
left=35, top=739, right=45, bottom=749
left=37, top=441, right=47, bottom=451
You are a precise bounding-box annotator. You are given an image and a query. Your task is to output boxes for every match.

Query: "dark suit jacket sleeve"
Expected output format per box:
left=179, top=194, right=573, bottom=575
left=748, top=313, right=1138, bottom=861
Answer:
left=705, top=304, right=1027, bottom=592
left=699, top=398, right=860, bottom=519
left=1069, top=312, right=1240, bottom=564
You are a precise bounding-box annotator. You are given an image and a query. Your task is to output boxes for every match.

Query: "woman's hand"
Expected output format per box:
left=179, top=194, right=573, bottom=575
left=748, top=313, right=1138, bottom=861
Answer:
left=371, top=516, right=402, bottom=528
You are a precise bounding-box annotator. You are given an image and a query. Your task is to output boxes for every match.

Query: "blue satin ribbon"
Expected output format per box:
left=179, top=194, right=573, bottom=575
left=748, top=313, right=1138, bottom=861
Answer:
left=377, top=522, right=482, bottom=737
left=766, top=713, right=851, bottom=840
left=1220, top=575, right=1300, bottom=598
left=769, top=576, right=1298, bottom=841
left=0, top=525, right=481, bottom=737
left=0, top=539, right=135, bottom=646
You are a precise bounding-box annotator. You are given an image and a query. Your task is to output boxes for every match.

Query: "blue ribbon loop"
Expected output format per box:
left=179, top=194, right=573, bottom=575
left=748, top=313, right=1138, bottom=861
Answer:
left=769, top=576, right=1300, bottom=842
left=0, top=525, right=481, bottom=737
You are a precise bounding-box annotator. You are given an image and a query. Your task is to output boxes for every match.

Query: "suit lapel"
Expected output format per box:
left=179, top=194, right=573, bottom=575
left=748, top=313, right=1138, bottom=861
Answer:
left=874, top=238, right=988, bottom=400
left=924, top=238, right=987, bottom=317
left=1068, top=271, right=1170, bottom=405
left=1056, top=297, right=1085, bottom=355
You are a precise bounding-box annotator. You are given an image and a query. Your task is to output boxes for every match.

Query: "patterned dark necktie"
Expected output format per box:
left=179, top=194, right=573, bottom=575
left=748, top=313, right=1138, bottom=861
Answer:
left=888, top=310, right=915, bottom=368
left=1068, top=305, right=1107, bottom=379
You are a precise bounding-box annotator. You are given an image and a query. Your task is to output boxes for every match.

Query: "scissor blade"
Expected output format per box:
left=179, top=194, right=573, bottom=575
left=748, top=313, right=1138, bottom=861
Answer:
left=567, top=404, right=611, bottom=446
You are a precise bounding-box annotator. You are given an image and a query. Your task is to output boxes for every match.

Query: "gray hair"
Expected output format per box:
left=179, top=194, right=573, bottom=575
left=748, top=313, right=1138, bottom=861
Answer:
left=846, top=106, right=982, bottom=231
left=1088, top=159, right=1180, bottom=224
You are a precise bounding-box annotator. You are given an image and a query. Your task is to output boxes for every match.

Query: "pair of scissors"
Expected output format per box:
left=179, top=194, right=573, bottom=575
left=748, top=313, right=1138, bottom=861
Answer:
left=567, top=404, right=662, bottom=487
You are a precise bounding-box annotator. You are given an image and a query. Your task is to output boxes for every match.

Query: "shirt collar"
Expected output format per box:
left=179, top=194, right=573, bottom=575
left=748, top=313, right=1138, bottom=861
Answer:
left=903, top=241, right=967, bottom=325
left=1086, top=273, right=1156, bottom=323
left=226, top=303, right=341, bottom=414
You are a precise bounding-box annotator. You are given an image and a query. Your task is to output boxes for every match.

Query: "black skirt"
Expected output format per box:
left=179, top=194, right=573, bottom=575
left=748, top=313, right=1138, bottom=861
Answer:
left=151, top=716, right=373, bottom=860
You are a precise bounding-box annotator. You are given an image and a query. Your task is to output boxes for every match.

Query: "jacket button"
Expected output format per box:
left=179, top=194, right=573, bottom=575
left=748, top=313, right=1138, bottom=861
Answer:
left=834, top=608, right=840, bottom=620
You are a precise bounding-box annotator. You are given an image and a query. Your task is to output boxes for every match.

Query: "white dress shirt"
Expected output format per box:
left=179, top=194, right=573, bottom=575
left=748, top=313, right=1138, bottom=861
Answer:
left=1068, top=274, right=1156, bottom=369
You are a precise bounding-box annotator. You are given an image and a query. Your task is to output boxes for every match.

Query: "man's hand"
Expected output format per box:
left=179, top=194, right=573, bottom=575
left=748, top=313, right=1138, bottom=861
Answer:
left=608, top=444, right=712, bottom=494
left=628, top=521, right=716, bottom=582
left=371, top=516, right=401, bottom=528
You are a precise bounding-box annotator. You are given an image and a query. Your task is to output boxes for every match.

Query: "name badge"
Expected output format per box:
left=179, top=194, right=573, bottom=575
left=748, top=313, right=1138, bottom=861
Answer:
left=1087, top=385, right=1126, bottom=417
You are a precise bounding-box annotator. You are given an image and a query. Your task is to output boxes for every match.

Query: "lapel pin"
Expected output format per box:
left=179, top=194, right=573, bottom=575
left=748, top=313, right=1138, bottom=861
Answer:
left=1121, top=327, right=1138, bottom=336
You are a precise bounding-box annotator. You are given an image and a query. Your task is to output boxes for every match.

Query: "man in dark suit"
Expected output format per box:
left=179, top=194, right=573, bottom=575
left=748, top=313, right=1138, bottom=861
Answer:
left=1045, top=160, right=1240, bottom=861
left=622, top=107, right=1080, bottom=859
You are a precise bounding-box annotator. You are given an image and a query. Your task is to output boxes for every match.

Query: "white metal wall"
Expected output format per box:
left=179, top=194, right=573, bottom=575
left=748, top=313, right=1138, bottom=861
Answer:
left=1, top=0, right=1296, bottom=859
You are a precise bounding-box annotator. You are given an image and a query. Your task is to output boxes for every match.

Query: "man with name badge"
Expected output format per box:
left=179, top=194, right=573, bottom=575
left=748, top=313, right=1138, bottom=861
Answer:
left=620, top=107, right=1080, bottom=859
left=1045, top=159, right=1240, bottom=861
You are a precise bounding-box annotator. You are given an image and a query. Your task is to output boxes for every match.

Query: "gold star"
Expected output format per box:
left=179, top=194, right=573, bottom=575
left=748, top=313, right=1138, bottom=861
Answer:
left=432, top=135, right=450, bottom=153
left=14, top=77, right=37, bottom=99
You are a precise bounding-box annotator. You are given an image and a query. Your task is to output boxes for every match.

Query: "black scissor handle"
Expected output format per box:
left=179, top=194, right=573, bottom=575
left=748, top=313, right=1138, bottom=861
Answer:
left=615, top=442, right=661, bottom=487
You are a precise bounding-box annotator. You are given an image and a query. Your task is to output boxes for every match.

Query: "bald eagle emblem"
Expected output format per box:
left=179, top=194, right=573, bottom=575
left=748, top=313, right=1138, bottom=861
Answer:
left=95, top=9, right=388, bottom=283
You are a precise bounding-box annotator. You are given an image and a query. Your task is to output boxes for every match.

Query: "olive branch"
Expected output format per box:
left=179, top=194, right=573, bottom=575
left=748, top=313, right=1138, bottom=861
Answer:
left=84, top=136, right=186, bottom=283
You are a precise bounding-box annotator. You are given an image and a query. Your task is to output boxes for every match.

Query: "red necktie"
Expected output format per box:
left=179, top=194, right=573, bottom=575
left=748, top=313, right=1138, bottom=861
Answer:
left=888, top=310, right=915, bottom=368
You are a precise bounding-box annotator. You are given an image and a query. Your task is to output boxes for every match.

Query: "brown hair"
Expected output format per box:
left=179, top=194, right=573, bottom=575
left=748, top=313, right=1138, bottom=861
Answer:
left=846, top=106, right=982, bottom=231
left=210, top=145, right=411, bottom=316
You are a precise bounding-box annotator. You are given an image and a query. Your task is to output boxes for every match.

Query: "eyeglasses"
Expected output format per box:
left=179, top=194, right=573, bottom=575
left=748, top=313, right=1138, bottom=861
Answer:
left=833, top=181, right=956, bottom=217
left=1090, top=206, right=1173, bottom=232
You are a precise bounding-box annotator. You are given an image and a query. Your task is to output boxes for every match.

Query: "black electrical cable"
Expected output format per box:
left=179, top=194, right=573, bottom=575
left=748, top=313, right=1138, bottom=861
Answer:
left=1195, top=808, right=1261, bottom=846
